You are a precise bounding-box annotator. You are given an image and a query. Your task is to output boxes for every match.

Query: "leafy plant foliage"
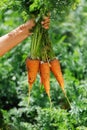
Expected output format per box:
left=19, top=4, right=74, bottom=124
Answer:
left=0, top=0, right=87, bottom=130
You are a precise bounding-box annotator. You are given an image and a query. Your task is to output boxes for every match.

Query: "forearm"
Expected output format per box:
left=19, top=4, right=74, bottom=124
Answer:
left=0, top=20, right=34, bottom=57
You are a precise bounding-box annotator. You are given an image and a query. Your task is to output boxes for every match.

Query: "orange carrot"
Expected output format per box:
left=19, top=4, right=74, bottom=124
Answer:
left=40, top=62, right=50, bottom=97
left=50, top=59, right=64, bottom=91
left=26, top=58, right=40, bottom=89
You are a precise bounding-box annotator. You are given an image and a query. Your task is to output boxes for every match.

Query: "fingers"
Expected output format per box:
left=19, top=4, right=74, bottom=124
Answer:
left=41, top=18, right=50, bottom=25
left=41, top=15, right=50, bottom=29
left=42, top=23, right=49, bottom=29
left=26, top=19, right=35, bottom=30
left=42, top=17, right=50, bottom=24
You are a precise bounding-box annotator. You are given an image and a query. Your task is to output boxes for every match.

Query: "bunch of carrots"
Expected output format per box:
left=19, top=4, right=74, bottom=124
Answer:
left=25, top=21, right=65, bottom=104
left=26, top=57, right=64, bottom=99
left=24, top=1, right=65, bottom=105
left=26, top=55, right=72, bottom=107
left=19, top=0, right=72, bottom=106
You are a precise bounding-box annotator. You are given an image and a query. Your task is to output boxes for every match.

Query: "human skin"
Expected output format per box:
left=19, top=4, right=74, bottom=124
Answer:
left=0, top=16, right=50, bottom=57
left=0, top=20, right=35, bottom=57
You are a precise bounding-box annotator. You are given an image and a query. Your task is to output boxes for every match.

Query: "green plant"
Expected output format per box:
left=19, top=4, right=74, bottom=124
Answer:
left=0, top=0, right=87, bottom=129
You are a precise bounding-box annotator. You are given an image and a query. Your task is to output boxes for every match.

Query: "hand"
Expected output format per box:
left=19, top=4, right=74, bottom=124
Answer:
left=41, top=15, right=50, bottom=29
left=25, top=19, right=35, bottom=30
left=21, top=19, right=35, bottom=36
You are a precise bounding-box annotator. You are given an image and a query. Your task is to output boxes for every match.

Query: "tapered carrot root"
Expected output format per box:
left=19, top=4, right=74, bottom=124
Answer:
left=26, top=58, right=40, bottom=89
left=40, top=62, right=50, bottom=97
left=26, top=58, right=40, bottom=105
left=50, top=59, right=64, bottom=91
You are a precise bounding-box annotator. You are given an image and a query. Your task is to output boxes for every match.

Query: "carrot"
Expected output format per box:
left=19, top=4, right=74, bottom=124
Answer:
left=26, top=58, right=40, bottom=105
left=26, top=58, right=40, bottom=90
left=50, top=59, right=64, bottom=91
left=50, top=59, right=71, bottom=107
left=40, top=62, right=50, bottom=97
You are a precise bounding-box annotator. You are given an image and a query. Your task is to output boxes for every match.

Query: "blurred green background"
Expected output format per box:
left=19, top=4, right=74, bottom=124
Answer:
left=0, top=0, right=87, bottom=130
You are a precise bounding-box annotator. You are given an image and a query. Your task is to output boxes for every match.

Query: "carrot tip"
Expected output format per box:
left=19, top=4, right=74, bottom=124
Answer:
left=48, top=95, right=52, bottom=108
left=29, top=84, right=32, bottom=90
